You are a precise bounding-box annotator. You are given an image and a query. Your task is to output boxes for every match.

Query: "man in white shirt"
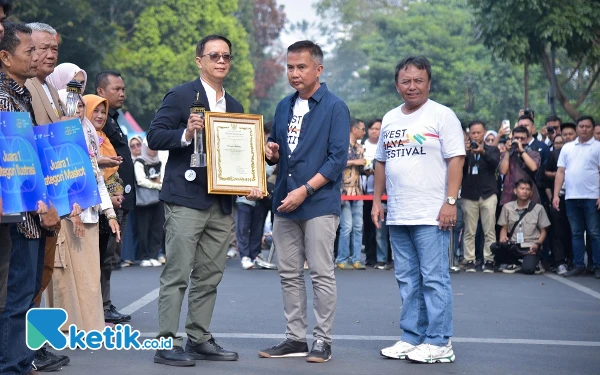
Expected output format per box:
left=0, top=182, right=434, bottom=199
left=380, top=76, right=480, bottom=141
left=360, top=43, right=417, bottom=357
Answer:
left=372, top=56, right=465, bottom=363
left=553, top=115, right=600, bottom=279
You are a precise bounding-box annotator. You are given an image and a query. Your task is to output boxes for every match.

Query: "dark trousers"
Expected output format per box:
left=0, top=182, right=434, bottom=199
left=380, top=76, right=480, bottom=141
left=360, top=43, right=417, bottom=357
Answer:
left=548, top=196, right=572, bottom=264
left=235, top=203, right=265, bottom=260
left=0, top=225, right=11, bottom=316
left=0, top=227, right=42, bottom=375
left=135, top=202, right=165, bottom=260
left=363, top=199, right=377, bottom=265
left=100, top=208, right=127, bottom=308
left=121, top=209, right=139, bottom=261
left=494, top=246, right=538, bottom=275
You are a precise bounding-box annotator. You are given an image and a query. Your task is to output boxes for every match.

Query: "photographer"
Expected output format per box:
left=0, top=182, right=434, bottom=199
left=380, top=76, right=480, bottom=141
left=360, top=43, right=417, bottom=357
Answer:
left=499, top=126, right=541, bottom=205
left=495, top=179, right=550, bottom=274
left=462, top=120, right=500, bottom=272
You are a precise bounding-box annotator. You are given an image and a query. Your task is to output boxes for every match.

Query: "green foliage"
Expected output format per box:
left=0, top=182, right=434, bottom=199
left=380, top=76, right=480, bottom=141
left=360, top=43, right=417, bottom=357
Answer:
left=105, top=0, right=254, bottom=128
left=321, top=1, right=558, bottom=126
left=469, top=0, right=600, bottom=120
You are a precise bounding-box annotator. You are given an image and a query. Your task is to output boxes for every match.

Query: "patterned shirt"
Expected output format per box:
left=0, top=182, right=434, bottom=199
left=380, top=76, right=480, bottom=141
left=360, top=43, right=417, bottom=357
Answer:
left=342, top=141, right=364, bottom=196
left=0, top=71, right=42, bottom=239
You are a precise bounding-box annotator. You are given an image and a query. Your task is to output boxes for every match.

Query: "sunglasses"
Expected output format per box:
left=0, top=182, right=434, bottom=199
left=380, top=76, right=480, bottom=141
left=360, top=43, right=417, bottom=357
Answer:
left=130, top=143, right=141, bottom=148
left=200, top=53, right=233, bottom=62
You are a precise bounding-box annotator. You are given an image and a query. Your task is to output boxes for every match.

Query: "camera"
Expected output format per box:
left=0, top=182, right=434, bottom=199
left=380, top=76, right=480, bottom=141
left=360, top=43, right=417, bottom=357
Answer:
left=546, top=125, right=555, bottom=134
left=469, top=141, right=478, bottom=150
left=523, top=108, right=535, bottom=120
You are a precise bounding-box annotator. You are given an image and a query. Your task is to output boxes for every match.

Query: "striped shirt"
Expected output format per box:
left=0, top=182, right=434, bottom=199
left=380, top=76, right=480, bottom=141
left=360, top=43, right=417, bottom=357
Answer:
left=0, top=71, right=42, bottom=239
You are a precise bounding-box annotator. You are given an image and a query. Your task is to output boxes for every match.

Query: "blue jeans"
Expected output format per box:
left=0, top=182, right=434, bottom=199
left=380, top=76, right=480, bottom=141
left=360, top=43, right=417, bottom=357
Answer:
left=0, top=226, right=41, bottom=375
left=389, top=225, right=453, bottom=346
left=375, top=204, right=389, bottom=263
left=566, top=199, right=600, bottom=269
left=336, top=200, right=363, bottom=264
left=236, top=203, right=266, bottom=260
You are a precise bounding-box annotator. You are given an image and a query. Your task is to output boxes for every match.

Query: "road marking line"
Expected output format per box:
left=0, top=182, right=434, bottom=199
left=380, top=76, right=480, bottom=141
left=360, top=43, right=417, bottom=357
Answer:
left=137, top=332, right=600, bottom=346
left=119, top=288, right=160, bottom=316
left=544, top=273, right=600, bottom=301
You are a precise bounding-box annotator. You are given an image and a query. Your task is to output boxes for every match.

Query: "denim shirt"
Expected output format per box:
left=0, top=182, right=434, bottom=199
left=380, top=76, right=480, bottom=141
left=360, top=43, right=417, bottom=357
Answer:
left=268, top=83, right=350, bottom=220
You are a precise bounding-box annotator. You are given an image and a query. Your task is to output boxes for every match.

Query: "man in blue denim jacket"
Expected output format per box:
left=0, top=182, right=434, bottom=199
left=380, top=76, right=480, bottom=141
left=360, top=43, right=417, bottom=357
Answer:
left=258, top=40, right=349, bottom=363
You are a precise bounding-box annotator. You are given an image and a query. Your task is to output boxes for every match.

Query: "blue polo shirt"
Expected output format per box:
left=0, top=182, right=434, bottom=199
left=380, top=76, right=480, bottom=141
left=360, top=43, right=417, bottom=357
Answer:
left=268, top=83, right=350, bottom=220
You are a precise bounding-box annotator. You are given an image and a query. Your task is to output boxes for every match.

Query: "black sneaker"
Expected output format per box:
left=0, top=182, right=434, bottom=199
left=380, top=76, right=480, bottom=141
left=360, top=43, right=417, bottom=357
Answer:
left=258, top=339, right=308, bottom=358
left=465, top=260, right=476, bottom=273
left=483, top=261, right=494, bottom=273
left=306, top=339, right=331, bottom=363
left=374, top=262, right=386, bottom=270
left=33, top=347, right=64, bottom=372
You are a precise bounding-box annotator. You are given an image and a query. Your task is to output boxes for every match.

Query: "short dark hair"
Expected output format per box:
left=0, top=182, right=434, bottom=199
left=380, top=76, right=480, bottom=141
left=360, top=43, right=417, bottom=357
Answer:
left=576, top=115, right=596, bottom=127
left=195, top=35, right=232, bottom=57
left=0, top=0, right=12, bottom=15
left=95, top=70, right=122, bottom=92
left=560, top=122, right=576, bottom=132
left=0, top=22, right=31, bottom=65
left=468, top=120, right=486, bottom=130
left=512, top=125, right=530, bottom=137
left=263, top=121, right=272, bottom=135
left=350, top=118, right=363, bottom=129
left=287, top=40, right=323, bottom=65
left=367, top=119, right=382, bottom=129
left=517, top=114, right=534, bottom=124
left=395, top=56, right=431, bottom=82
left=545, top=115, right=562, bottom=125
left=514, top=178, right=533, bottom=189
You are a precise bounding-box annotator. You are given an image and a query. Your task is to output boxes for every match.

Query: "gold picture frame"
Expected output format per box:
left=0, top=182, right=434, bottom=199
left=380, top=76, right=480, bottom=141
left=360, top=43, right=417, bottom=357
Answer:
left=204, top=112, right=267, bottom=196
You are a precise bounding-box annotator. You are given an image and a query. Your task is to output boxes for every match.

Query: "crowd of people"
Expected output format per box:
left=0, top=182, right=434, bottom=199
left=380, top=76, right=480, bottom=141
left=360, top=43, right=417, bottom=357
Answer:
left=0, top=1, right=598, bottom=373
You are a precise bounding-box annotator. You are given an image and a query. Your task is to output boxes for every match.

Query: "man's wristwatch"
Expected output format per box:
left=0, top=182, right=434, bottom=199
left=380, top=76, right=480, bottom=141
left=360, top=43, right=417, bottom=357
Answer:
left=446, top=197, right=457, bottom=206
left=304, top=183, right=315, bottom=196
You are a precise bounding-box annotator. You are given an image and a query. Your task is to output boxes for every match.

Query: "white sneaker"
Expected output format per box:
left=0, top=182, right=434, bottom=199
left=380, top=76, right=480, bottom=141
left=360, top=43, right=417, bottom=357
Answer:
left=380, top=340, right=416, bottom=359
left=149, top=258, right=162, bottom=267
left=254, top=255, right=276, bottom=269
left=535, top=261, right=545, bottom=274
left=406, top=342, right=455, bottom=363
left=140, top=260, right=152, bottom=267
left=557, top=263, right=568, bottom=276
left=241, top=256, right=254, bottom=269
left=227, top=248, right=238, bottom=259
left=157, top=255, right=166, bottom=264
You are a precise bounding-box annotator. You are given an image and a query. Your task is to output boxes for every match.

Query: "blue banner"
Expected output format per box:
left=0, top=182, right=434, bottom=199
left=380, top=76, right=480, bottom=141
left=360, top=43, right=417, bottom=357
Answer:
left=0, top=112, right=46, bottom=214
left=33, top=119, right=101, bottom=217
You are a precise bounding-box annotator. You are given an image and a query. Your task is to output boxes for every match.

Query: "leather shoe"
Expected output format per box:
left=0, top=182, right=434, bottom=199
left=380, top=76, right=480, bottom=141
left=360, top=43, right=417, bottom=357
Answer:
left=185, top=337, right=239, bottom=361
left=110, top=304, right=131, bottom=322
left=104, top=308, right=125, bottom=324
left=33, top=347, right=64, bottom=371
left=154, top=347, right=195, bottom=367
left=563, top=267, right=585, bottom=277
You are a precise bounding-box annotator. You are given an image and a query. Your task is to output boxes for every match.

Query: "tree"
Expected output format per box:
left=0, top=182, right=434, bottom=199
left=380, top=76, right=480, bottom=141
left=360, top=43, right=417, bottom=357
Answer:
left=317, top=0, right=555, bottom=125
left=236, top=0, right=286, bottom=116
left=469, top=0, right=600, bottom=120
left=12, top=0, right=161, bottom=94
left=105, top=0, right=254, bottom=128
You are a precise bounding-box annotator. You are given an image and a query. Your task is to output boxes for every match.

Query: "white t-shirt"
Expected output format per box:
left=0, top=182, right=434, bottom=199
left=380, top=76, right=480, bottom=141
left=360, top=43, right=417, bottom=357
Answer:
left=288, top=97, right=309, bottom=153
left=557, top=137, right=600, bottom=200
left=375, top=99, right=465, bottom=225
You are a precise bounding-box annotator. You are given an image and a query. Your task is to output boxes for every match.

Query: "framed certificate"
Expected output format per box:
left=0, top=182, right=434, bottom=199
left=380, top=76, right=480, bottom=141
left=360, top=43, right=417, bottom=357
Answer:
left=204, top=112, right=267, bottom=196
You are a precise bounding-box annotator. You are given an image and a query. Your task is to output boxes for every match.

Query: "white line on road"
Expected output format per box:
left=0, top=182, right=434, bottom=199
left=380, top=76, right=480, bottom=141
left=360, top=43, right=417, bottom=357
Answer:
left=137, top=332, right=600, bottom=347
left=119, top=288, right=160, bottom=316
left=544, top=273, right=600, bottom=301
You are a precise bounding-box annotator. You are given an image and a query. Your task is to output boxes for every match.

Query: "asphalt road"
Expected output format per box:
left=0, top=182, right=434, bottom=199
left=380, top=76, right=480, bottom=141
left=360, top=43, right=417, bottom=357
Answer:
left=52, top=256, right=600, bottom=375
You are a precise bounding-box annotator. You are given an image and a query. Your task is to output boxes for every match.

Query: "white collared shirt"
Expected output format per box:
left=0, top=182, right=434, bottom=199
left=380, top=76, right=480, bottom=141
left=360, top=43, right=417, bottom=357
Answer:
left=557, top=137, right=600, bottom=200
left=181, top=78, right=227, bottom=147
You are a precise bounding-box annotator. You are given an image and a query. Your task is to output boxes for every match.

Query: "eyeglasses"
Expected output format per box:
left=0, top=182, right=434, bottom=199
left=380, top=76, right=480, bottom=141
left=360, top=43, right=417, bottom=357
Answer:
left=200, top=53, right=233, bottom=62
left=357, top=127, right=366, bottom=131
left=130, top=143, right=141, bottom=149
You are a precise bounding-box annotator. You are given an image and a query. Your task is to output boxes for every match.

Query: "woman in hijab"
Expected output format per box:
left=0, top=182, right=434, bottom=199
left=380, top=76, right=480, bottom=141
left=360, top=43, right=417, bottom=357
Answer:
left=47, top=62, right=87, bottom=93
left=46, top=90, right=120, bottom=331
left=134, top=139, right=164, bottom=267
